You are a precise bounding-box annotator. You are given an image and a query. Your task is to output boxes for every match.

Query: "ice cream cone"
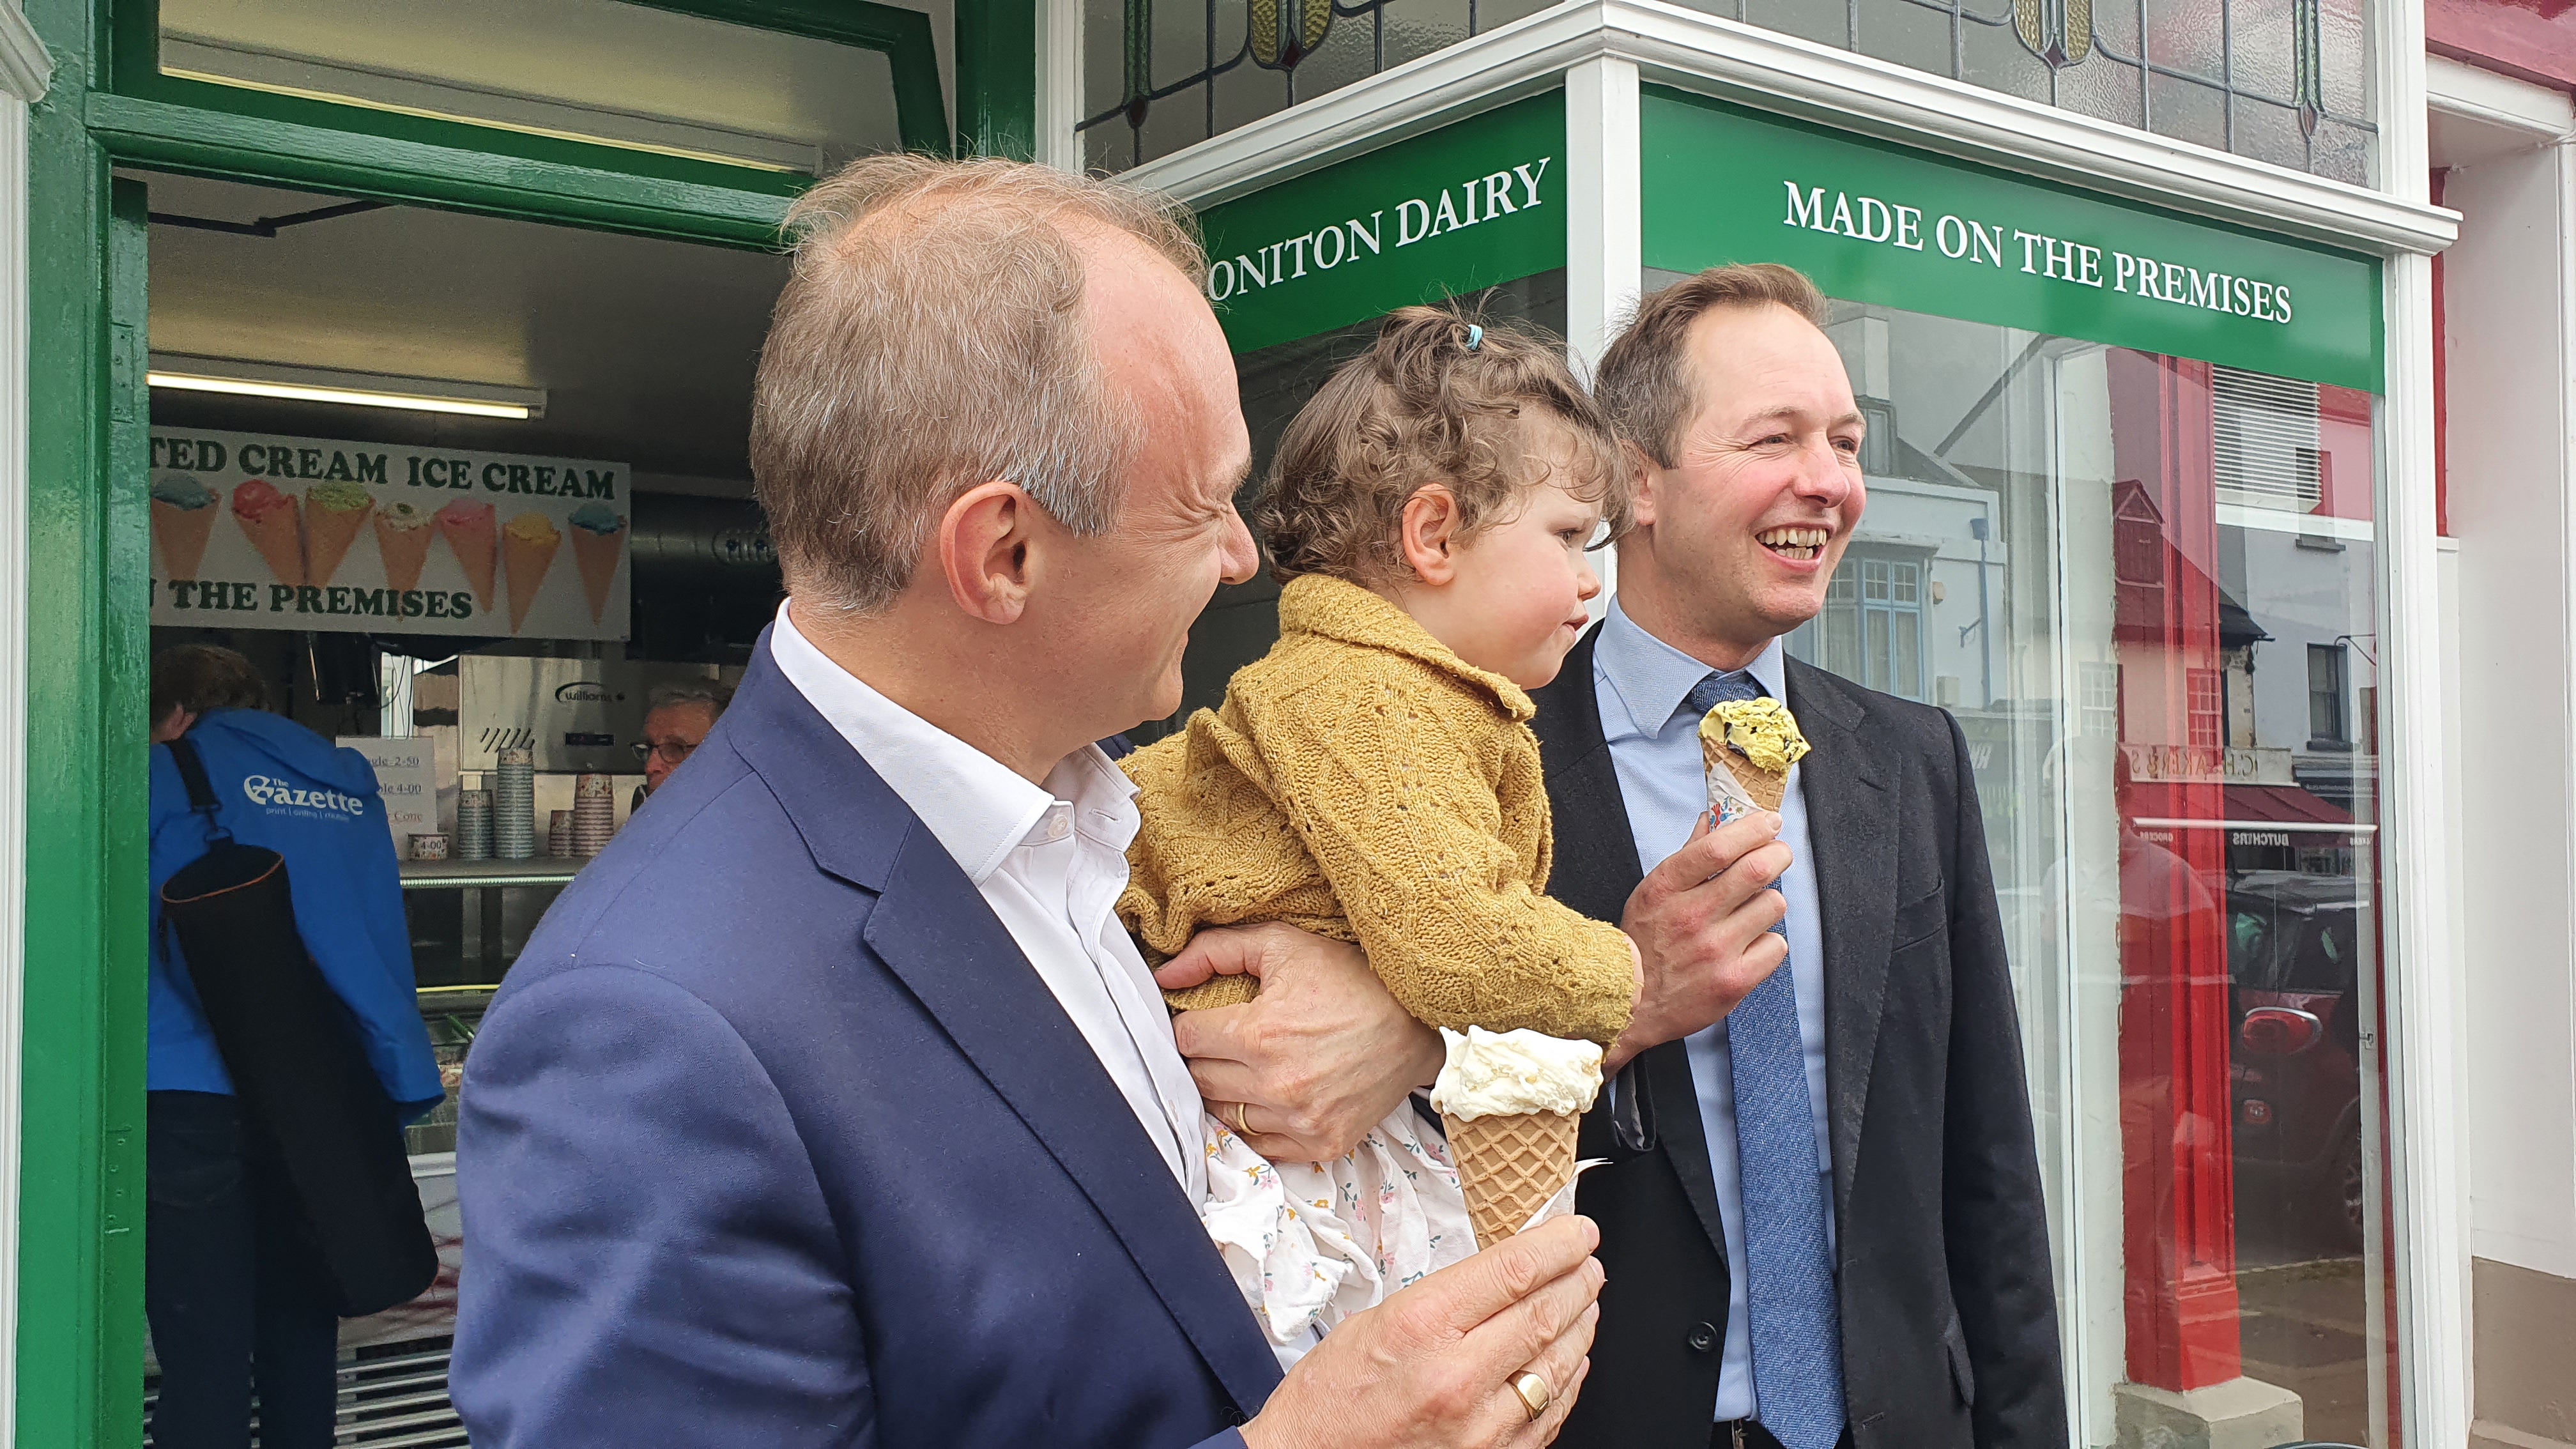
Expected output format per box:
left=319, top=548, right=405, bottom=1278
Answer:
left=375, top=504, right=435, bottom=595
left=1443, top=1109, right=1579, bottom=1248
left=305, top=484, right=374, bottom=588
left=1703, top=730, right=1788, bottom=811
left=231, top=480, right=305, bottom=588
left=1430, top=1027, right=1602, bottom=1249
left=501, top=512, right=562, bottom=634
left=153, top=498, right=217, bottom=580
left=567, top=507, right=626, bottom=625
left=436, top=501, right=497, bottom=615
left=1699, top=698, right=1809, bottom=816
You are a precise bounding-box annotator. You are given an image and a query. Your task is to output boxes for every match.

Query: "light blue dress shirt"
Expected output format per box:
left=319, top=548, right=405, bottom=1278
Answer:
left=1591, top=598, right=1834, bottom=1423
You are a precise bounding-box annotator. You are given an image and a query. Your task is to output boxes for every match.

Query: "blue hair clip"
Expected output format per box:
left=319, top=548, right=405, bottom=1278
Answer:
left=1465, top=323, right=1483, bottom=351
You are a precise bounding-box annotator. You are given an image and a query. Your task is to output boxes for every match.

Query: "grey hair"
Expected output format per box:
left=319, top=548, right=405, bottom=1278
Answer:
left=749, top=153, right=1209, bottom=615
left=645, top=680, right=733, bottom=719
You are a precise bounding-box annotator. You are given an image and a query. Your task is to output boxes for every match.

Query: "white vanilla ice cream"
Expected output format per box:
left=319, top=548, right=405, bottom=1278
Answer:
left=1430, top=1027, right=1605, bottom=1121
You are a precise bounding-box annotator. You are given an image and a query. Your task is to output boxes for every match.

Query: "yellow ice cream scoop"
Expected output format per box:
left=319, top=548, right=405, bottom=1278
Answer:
left=505, top=511, right=561, bottom=546
left=1699, top=696, right=1810, bottom=776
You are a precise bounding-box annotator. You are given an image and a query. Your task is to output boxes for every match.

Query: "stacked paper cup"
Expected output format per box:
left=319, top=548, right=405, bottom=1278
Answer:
left=572, top=773, right=616, bottom=857
left=457, top=778, right=494, bottom=861
left=547, top=809, right=574, bottom=858
left=494, top=746, right=537, bottom=860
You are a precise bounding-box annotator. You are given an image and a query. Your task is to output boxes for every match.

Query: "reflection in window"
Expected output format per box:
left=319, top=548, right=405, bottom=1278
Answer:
left=1080, top=0, right=1555, bottom=171
left=1765, top=282, right=2402, bottom=1443
left=2307, top=640, right=2347, bottom=746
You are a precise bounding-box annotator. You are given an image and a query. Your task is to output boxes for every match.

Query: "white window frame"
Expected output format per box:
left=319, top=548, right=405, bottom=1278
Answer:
left=0, top=4, right=47, bottom=1441
left=1061, top=1, right=2465, bottom=1439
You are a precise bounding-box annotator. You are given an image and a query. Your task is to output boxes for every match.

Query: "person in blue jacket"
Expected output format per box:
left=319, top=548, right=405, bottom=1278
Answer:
left=144, top=644, right=441, bottom=1449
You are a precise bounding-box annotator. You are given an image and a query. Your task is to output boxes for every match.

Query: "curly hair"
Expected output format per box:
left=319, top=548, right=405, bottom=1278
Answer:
left=1256, top=305, right=1632, bottom=587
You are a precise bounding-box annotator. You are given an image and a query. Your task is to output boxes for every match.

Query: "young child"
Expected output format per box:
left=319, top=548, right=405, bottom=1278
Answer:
left=1118, top=307, right=1640, bottom=1361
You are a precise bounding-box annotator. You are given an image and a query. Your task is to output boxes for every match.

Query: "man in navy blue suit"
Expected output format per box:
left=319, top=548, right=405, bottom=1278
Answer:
left=450, top=155, right=1604, bottom=1449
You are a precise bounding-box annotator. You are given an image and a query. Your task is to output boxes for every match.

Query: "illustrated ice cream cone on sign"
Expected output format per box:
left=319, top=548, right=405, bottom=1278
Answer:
left=151, top=473, right=220, bottom=581
left=304, top=480, right=375, bottom=588
left=230, top=479, right=305, bottom=588
left=1431, top=1027, right=1603, bottom=1249
left=502, top=511, right=562, bottom=634
left=375, top=502, right=434, bottom=594
left=434, top=500, right=496, bottom=617
left=566, top=502, right=626, bottom=626
left=1699, top=695, right=1810, bottom=819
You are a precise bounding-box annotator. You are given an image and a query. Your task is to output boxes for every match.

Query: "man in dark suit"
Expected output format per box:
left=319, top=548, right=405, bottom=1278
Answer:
left=1529, top=264, right=2066, bottom=1449
left=450, top=154, right=1603, bottom=1449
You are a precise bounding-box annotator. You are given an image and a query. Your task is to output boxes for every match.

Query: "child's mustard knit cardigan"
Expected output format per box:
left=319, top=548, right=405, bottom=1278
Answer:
left=1119, top=573, right=1636, bottom=1047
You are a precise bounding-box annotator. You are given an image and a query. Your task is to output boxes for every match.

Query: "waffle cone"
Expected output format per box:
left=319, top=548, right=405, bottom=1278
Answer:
left=1702, top=733, right=1788, bottom=812
left=502, top=532, right=560, bottom=634
left=571, top=523, right=625, bottom=625
left=439, top=518, right=497, bottom=613
left=153, top=500, right=217, bottom=580
left=1444, top=1109, right=1579, bottom=1248
left=376, top=518, right=434, bottom=595
left=1160, top=974, right=1261, bottom=1013
left=235, top=498, right=305, bottom=587
left=306, top=500, right=373, bottom=588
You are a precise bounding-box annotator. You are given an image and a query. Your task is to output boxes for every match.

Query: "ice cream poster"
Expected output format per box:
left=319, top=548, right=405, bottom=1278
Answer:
left=147, top=429, right=631, bottom=641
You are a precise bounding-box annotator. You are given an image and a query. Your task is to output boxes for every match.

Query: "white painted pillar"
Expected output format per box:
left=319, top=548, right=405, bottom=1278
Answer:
left=1565, top=54, right=1639, bottom=611
left=2434, top=59, right=2576, bottom=1449
left=0, top=4, right=48, bottom=1442
left=2374, top=0, right=2471, bottom=1436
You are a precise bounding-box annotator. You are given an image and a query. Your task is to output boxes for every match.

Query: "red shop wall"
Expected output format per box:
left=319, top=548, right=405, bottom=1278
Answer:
left=2428, top=0, right=2576, bottom=93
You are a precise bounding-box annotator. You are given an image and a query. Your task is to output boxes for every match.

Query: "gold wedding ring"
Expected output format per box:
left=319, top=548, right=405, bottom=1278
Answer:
left=1231, top=1101, right=1252, bottom=1137
left=1510, top=1370, right=1551, bottom=1421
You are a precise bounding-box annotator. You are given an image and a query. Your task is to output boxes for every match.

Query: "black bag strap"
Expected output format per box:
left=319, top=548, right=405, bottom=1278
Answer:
left=165, top=735, right=232, bottom=846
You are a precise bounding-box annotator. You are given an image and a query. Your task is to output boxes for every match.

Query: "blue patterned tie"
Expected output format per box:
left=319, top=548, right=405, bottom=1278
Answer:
left=1685, top=669, right=1846, bottom=1449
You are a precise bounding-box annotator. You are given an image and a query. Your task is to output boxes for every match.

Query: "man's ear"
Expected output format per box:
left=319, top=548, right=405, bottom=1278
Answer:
left=1395, top=485, right=1463, bottom=585
left=936, top=480, right=1039, bottom=624
left=1623, top=442, right=1664, bottom=530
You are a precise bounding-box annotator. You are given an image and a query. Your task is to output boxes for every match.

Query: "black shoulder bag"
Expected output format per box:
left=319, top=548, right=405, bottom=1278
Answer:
left=159, top=735, right=438, bottom=1317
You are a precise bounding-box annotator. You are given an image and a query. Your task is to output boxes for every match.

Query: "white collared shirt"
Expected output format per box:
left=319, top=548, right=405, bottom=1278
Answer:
left=1591, top=597, right=1832, bottom=1423
left=767, top=602, right=1207, bottom=1202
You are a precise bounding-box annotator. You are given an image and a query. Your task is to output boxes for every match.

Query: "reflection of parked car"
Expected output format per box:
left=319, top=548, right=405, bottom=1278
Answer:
left=2226, top=870, right=2366, bottom=1252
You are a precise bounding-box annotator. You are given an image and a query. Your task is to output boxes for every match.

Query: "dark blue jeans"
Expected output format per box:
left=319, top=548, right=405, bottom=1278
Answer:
left=144, top=1091, right=339, bottom=1449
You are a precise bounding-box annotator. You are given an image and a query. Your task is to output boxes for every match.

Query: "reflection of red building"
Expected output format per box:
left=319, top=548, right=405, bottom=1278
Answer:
left=2108, top=351, right=2246, bottom=1392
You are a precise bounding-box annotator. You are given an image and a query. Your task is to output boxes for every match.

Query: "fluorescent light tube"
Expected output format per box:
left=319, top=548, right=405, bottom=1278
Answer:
left=146, top=355, right=547, bottom=420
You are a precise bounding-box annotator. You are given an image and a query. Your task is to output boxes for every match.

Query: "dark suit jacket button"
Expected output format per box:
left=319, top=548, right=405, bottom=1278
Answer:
left=1686, top=1322, right=1719, bottom=1353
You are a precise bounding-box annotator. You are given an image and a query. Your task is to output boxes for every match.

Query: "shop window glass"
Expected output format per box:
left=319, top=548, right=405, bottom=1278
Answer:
left=1734, top=277, right=2403, bottom=1443
left=1079, top=0, right=1554, bottom=171
left=156, top=0, right=918, bottom=173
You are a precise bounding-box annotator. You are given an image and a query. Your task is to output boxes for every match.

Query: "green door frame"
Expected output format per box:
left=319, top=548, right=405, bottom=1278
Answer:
left=17, top=0, right=1030, bottom=1443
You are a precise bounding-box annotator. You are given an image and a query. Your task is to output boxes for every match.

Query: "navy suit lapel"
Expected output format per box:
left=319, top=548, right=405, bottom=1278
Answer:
left=1531, top=625, right=1731, bottom=1259
left=1784, top=659, right=1897, bottom=1226
left=861, top=842, right=1282, bottom=1416
left=726, top=634, right=1281, bottom=1419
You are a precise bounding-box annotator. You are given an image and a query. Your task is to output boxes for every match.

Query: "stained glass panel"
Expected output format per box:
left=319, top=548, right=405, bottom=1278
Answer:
left=1080, top=0, right=2377, bottom=184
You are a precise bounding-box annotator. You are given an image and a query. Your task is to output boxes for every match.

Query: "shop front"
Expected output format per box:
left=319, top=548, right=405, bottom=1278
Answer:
left=1098, top=1, right=2458, bottom=1443
left=10, top=0, right=2467, bottom=1445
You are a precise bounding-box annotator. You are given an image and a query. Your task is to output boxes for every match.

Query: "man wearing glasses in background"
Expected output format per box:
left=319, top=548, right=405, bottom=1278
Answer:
left=633, top=681, right=732, bottom=801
